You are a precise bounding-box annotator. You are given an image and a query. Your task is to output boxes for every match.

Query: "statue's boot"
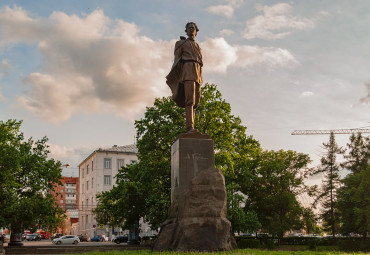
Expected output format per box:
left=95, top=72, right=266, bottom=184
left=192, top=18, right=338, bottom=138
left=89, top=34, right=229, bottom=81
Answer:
left=186, top=106, right=195, bottom=132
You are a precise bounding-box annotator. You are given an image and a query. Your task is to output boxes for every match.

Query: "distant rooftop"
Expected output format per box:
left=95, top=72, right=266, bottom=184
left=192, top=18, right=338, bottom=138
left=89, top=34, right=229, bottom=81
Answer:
left=97, top=144, right=138, bottom=153
left=78, top=144, right=138, bottom=167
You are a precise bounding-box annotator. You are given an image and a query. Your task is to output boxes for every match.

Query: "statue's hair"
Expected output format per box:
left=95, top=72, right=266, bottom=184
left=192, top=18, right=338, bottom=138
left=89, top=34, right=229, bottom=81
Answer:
left=185, top=22, right=199, bottom=33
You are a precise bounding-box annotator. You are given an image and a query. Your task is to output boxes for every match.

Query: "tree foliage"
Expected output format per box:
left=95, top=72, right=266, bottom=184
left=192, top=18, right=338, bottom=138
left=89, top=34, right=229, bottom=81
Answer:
left=337, top=133, right=370, bottom=238
left=0, top=119, right=63, bottom=236
left=246, top=149, right=311, bottom=240
left=226, top=182, right=261, bottom=234
left=302, top=207, right=317, bottom=235
left=342, top=133, right=370, bottom=174
left=311, top=132, right=344, bottom=238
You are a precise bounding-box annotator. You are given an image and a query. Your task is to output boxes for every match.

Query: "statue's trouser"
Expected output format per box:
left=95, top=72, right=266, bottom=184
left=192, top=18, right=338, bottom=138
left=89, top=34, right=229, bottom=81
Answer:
left=184, top=81, right=201, bottom=131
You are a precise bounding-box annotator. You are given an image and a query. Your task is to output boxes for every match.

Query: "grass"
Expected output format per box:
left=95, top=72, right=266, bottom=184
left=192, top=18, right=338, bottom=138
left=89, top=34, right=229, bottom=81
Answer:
left=70, top=249, right=370, bottom=255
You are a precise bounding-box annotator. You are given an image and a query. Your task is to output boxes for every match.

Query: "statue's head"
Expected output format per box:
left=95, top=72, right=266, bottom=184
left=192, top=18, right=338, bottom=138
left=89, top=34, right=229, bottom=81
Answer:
left=185, top=22, right=199, bottom=37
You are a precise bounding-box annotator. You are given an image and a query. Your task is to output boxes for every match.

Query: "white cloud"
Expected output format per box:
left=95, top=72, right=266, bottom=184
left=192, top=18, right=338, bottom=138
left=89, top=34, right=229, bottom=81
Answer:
left=359, top=83, right=370, bottom=104
left=0, top=6, right=173, bottom=123
left=0, top=59, right=12, bottom=100
left=48, top=143, right=95, bottom=176
left=243, top=3, right=315, bottom=40
left=0, top=6, right=297, bottom=123
left=201, top=38, right=237, bottom=73
left=201, top=37, right=297, bottom=73
left=300, top=91, right=314, bottom=97
left=206, top=0, right=244, bottom=18
left=219, top=29, right=234, bottom=36
left=207, top=5, right=234, bottom=18
left=0, top=59, right=12, bottom=75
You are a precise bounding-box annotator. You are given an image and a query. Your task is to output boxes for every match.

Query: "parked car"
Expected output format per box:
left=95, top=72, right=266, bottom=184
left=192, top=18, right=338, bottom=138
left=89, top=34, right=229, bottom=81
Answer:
left=78, top=234, right=89, bottom=242
left=90, top=235, right=105, bottom=242
left=52, top=235, right=80, bottom=245
left=113, top=234, right=128, bottom=244
left=25, top=234, right=41, bottom=241
left=90, top=235, right=100, bottom=242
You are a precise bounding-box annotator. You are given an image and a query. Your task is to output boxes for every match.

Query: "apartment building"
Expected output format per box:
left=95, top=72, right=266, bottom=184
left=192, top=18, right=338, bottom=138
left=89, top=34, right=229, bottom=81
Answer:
left=78, top=144, right=138, bottom=238
left=52, top=176, right=79, bottom=211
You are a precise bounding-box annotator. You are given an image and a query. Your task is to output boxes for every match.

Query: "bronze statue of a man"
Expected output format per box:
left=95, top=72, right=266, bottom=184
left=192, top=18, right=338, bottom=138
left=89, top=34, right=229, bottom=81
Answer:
left=166, top=22, right=203, bottom=133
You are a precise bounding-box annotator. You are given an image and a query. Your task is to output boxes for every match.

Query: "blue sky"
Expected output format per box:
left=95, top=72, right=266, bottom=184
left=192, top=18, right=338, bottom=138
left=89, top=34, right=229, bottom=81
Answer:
left=0, top=0, right=369, bottom=187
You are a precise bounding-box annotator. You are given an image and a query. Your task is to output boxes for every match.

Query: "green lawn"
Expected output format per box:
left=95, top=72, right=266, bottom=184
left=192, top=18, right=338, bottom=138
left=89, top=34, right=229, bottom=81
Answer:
left=70, top=249, right=370, bottom=255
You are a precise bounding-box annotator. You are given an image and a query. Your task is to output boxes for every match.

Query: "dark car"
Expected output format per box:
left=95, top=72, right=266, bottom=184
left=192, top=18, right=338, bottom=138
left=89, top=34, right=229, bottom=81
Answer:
left=26, top=234, right=41, bottom=241
left=113, top=234, right=128, bottom=244
left=78, top=235, right=89, bottom=242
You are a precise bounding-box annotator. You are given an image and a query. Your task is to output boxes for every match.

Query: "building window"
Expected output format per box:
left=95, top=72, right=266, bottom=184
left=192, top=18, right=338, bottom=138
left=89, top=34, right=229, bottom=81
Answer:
left=86, top=181, right=89, bottom=191
left=82, top=184, right=84, bottom=193
left=104, top=175, right=111, bottom=186
left=82, top=169, right=84, bottom=178
left=82, top=201, right=84, bottom=210
left=86, top=215, right=88, bottom=224
left=92, top=161, right=94, bottom=172
left=91, top=178, right=94, bottom=188
left=104, top=158, right=111, bottom=169
left=87, top=164, right=89, bottom=174
left=117, top=159, right=125, bottom=169
left=60, top=200, right=63, bottom=204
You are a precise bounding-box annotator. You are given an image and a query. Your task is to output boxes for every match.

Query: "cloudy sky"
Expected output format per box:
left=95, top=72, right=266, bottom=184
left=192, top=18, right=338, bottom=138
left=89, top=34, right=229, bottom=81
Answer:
left=0, top=0, right=369, bottom=185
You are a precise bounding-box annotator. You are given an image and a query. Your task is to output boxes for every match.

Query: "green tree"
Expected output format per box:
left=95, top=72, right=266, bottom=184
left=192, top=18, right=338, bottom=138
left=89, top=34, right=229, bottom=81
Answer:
left=95, top=84, right=261, bottom=231
left=337, top=133, right=370, bottom=238
left=311, top=132, right=344, bottom=239
left=0, top=120, right=63, bottom=242
left=227, top=182, right=261, bottom=234
left=342, top=133, right=370, bottom=174
left=302, top=207, right=317, bottom=235
left=313, top=225, right=323, bottom=235
left=93, top=189, right=122, bottom=235
left=246, top=150, right=311, bottom=241
left=337, top=167, right=370, bottom=238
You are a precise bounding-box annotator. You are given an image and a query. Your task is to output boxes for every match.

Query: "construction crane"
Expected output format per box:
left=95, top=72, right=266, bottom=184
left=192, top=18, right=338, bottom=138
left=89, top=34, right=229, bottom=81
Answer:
left=291, top=128, right=370, bottom=135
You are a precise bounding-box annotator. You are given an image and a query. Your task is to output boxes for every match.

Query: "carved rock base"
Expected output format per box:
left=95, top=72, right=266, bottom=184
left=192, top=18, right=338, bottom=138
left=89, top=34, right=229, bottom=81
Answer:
left=153, top=217, right=236, bottom=252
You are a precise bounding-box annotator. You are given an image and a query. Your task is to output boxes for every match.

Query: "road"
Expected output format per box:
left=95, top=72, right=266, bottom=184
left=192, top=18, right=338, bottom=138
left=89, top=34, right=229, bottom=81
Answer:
left=4, top=239, right=127, bottom=246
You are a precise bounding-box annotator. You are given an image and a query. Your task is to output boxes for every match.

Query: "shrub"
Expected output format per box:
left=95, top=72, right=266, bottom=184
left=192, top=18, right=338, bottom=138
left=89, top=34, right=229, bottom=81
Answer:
left=265, top=239, right=275, bottom=250
left=307, top=238, right=318, bottom=250
left=237, top=239, right=260, bottom=249
left=338, top=240, right=370, bottom=252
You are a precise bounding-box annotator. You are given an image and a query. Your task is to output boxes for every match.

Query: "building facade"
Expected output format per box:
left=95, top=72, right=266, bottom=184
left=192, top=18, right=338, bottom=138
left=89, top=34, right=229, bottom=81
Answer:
left=52, top=177, right=79, bottom=211
left=78, top=145, right=138, bottom=238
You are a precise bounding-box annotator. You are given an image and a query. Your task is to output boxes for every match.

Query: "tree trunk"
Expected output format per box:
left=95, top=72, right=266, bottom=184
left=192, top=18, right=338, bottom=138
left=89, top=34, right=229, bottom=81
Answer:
left=8, top=226, right=23, bottom=247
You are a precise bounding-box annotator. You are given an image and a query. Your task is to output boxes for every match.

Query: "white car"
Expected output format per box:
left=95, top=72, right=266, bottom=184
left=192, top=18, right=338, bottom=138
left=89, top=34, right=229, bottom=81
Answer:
left=52, top=235, right=80, bottom=245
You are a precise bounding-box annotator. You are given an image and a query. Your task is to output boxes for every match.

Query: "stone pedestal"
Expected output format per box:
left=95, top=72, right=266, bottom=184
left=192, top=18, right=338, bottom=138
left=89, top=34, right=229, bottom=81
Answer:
left=152, top=133, right=236, bottom=252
